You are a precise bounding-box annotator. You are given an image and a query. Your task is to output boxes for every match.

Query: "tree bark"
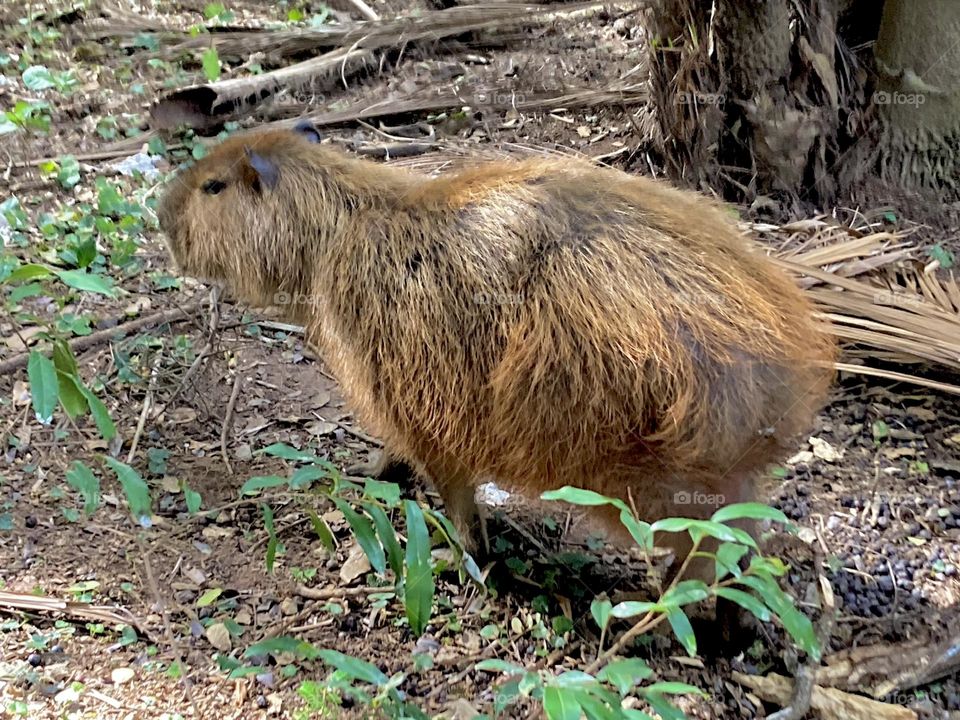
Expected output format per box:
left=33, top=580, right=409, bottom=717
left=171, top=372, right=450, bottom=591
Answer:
left=871, top=0, right=960, bottom=198
left=642, top=0, right=960, bottom=210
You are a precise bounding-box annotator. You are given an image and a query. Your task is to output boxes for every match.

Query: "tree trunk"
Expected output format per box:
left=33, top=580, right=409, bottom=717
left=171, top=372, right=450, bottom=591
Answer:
left=643, top=0, right=960, bottom=212
left=871, top=0, right=960, bottom=198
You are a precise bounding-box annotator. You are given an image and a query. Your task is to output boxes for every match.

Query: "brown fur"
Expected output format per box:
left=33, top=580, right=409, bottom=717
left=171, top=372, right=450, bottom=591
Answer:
left=158, top=128, right=836, bottom=574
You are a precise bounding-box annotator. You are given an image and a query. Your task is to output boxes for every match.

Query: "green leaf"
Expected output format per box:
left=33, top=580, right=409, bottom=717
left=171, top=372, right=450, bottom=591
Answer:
left=204, top=2, right=227, bottom=19
left=53, top=269, right=115, bottom=297
left=714, top=542, right=749, bottom=581
left=65, top=461, right=100, bottom=516
left=928, top=244, right=955, bottom=269
left=202, top=47, right=221, bottom=82
left=363, top=478, right=402, bottom=506
left=590, top=598, right=613, bottom=632
left=240, top=475, right=287, bottom=496
left=316, top=649, right=387, bottom=685
left=748, top=555, right=789, bottom=577
left=4, top=263, right=53, bottom=284
left=366, top=504, right=403, bottom=576
left=245, top=636, right=321, bottom=661
left=543, top=686, right=581, bottom=720
left=713, top=588, right=771, bottom=622
left=28, top=351, right=59, bottom=423
left=660, top=580, right=710, bottom=608
left=184, top=487, right=202, bottom=513
left=197, top=588, right=223, bottom=607
left=57, top=155, right=81, bottom=189
left=256, top=443, right=319, bottom=463
left=73, top=380, right=116, bottom=440
left=53, top=344, right=87, bottom=419
left=289, top=465, right=331, bottom=489
left=617, top=509, right=653, bottom=550
left=22, top=65, right=55, bottom=91
left=643, top=681, right=706, bottom=696
left=104, top=458, right=152, bottom=521
left=476, top=659, right=525, bottom=675
left=403, top=500, right=434, bottom=636
left=332, top=498, right=386, bottom=574
left=574, top=689, right=619, bottom=720
left=610, top=601, right=657, bottom=619
left=872, top=419, right=889, bottom=441
left=262, top=503, right=278, bottom=571
left=597, top=658, right=652, bottom=695
left=651, top=518, right=746, bottom=546
left=542, top=486, right=627, bottom=509
left=666, top=608, right=696, bottom=656
left=306, top=509, right=336, bottom=552
left=737, top=574, right=820, bottom=660
left=710, top=503, right=787, bottom=524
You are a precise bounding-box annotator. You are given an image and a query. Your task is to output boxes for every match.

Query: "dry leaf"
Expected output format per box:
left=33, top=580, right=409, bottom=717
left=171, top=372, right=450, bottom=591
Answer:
left=206, top=622, right=231, bottom=652
left=810, top=436, right=843, bottom=462
left=339, top=544, right=371, bottom=583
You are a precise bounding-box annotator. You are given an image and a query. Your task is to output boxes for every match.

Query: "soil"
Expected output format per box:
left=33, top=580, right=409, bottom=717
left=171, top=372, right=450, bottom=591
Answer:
left=1, top=1, right=959, bottom=719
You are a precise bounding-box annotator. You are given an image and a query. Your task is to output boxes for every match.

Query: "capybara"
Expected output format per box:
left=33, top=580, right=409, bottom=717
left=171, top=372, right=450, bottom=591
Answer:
left=158, top=121, right=835, bottom=581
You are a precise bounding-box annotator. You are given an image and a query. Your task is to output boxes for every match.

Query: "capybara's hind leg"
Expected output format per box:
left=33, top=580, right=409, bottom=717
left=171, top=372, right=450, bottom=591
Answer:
left=422, top=460, right=483, bottom=555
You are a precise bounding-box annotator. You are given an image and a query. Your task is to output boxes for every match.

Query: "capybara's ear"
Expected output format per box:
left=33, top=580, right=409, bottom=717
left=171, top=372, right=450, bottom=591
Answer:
left=242, top=146, right=280, bottom=191
left=293, top=120, right=321, bottom=144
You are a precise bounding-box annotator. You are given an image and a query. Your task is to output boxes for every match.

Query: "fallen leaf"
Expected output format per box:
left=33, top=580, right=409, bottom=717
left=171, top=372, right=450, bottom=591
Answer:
left=169, top=407, right=198, bottom=425
left=206, top=622, right=231, bottom=652
left=339, top=544, right=371, bottom=583
left=810, top=436, right=843, bottom=462
left=305, top=420, right=337, bottom=437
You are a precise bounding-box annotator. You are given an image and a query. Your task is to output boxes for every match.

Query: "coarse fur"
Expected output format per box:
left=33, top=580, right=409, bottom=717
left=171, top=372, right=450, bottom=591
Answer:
left=158, top=126, right=836, bottom=575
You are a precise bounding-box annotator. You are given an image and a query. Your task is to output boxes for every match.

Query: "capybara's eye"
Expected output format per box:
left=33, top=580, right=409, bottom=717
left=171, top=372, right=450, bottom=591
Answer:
left=201, top=179, right=227, bottom=195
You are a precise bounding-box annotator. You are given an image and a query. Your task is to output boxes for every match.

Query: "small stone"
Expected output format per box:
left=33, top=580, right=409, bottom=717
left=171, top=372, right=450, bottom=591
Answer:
left=280, top=598, right=298, bottom=616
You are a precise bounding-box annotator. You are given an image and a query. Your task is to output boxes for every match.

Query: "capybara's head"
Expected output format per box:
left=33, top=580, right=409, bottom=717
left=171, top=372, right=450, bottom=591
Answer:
left=157, top=121, right=324, bottom=308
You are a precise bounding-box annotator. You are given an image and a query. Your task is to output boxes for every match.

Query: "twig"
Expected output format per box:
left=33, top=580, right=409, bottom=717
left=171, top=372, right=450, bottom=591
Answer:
left=157, top=288, right=223, bottom=415
left=221, top=373, right=242, bottom=474
left=0, top=300, right=203, bottom=375
left=0, top=590, right=143, bottom=632
left=585, top=537, right=703, bottom=674
left=126, top=358, right=161, bottom=464
left=345, top=0, right=379, bottom=22
left=126, top=390, right=152, bottom=465
left=768, top=566, right=837, bottom=720
left=140, top=545, right=200, bottom=718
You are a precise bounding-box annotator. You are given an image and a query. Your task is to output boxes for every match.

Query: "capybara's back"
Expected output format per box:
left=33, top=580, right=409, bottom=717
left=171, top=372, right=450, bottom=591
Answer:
left=159, top=124, right=835, bottom=565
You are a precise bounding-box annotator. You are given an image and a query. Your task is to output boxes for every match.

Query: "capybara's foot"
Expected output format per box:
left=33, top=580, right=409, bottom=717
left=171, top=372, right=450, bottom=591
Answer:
left=346, top=450, right=416, bottom=486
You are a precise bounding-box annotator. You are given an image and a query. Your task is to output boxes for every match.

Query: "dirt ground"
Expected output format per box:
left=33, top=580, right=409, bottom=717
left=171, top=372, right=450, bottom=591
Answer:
left=1, top=1, right=960, bottom=719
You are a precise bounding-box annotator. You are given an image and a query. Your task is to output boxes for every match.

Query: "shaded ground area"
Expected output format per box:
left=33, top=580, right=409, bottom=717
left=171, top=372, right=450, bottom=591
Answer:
left=1, top=1, right=959, bottom=719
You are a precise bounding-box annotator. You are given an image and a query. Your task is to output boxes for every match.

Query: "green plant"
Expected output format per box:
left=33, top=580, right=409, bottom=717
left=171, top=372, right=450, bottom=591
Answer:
left=479, top=657, right=702, bottom=720
left=240, top=443, right=482, bottom=636
left=241, top=640, right=427, bottom=720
